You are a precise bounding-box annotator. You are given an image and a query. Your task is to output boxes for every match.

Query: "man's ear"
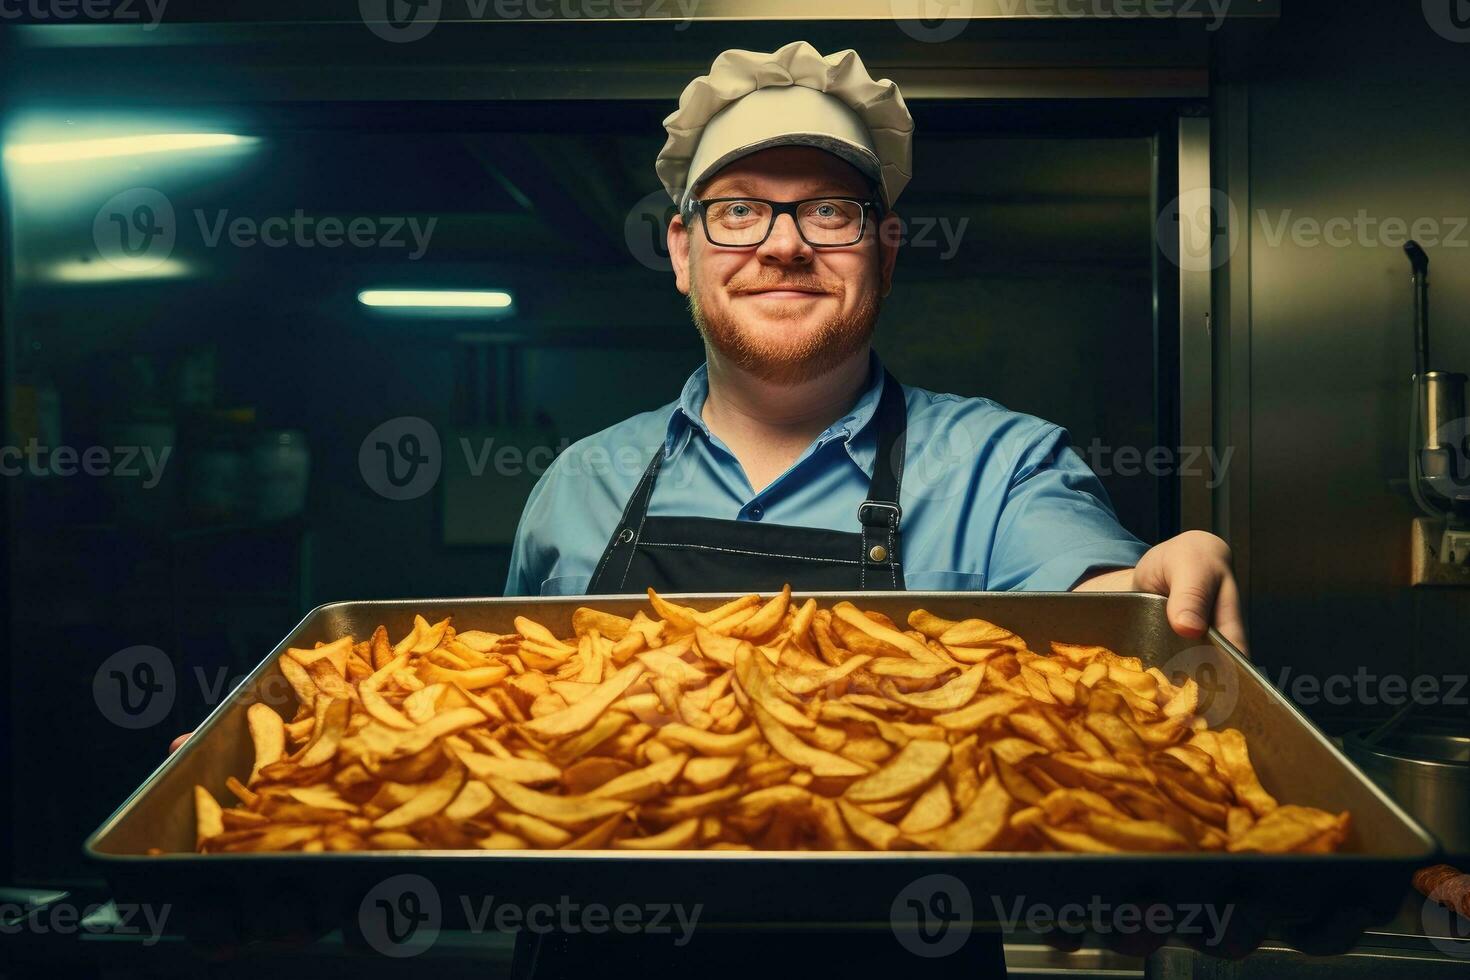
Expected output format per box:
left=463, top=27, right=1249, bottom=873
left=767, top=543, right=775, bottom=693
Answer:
left=669, top=211, right=692, bottom=295
left=877, top=210, right=902, bottom=297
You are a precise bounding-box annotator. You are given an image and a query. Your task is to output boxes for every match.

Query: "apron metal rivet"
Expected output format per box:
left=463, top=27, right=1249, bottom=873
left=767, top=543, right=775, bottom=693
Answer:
left=869, top=545, right=888, bottom=563
left=618, top=528, right=634, bottom=544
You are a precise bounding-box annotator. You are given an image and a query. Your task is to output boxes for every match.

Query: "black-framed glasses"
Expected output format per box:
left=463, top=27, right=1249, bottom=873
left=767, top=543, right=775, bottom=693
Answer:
left=686, top=197, right=876, bottom=248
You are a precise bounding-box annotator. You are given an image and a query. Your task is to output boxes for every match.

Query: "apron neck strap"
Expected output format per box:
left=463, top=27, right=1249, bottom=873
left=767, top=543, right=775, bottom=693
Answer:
left=857, top=370, right=907, bottom=530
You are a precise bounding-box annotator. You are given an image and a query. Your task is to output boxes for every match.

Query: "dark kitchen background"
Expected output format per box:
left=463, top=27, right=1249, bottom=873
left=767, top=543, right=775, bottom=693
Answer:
left=1, top=0, right=1467, bottom=901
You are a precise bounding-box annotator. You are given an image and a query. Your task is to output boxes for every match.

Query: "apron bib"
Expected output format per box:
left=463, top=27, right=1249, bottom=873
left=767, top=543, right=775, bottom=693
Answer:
left=586, top=370, right=909, bottom=595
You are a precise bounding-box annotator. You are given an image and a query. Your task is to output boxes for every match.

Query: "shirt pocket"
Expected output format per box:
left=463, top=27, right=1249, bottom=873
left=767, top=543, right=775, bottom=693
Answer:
left=902, top=570, right=989, bottom=592
left=539, top=575, right=591, bottom=597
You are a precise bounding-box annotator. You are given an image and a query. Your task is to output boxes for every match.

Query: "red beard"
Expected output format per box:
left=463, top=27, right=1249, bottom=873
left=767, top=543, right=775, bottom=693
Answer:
left=689, top=274, right=881, bottom=385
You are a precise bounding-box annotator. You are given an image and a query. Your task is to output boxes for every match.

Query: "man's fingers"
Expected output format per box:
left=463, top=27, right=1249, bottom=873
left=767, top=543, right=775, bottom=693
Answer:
left=1163, top=566, right=1216, bottom=639
left=1212, top=574, right=1249, bottom=656
left=1136, top=531, right=1245, bottom=649
left=169, top=732, right=193, bottom=754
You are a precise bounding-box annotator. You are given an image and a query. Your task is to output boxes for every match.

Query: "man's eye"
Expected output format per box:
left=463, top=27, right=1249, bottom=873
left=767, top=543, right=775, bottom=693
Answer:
left=728, top=204, right=751, bottom=217
left=802, top=201, right=857, bottom=226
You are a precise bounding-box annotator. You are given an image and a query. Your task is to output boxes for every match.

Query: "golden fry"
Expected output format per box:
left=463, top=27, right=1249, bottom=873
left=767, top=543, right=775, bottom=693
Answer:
left=191, top=590, right=1348, bottom=856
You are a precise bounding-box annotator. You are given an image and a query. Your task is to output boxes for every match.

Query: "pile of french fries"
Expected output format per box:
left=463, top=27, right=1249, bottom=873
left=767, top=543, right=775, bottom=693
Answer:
left=192, top=587, right=1350, bottom=854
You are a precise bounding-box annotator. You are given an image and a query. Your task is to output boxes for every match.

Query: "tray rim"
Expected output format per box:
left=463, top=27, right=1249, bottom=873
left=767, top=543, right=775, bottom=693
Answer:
left=83, top=590, right=1440, bottom=865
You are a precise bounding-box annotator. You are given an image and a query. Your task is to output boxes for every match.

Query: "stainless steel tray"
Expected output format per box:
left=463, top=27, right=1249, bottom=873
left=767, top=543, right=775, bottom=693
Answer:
left=85, top=592, right=1437, bottom=952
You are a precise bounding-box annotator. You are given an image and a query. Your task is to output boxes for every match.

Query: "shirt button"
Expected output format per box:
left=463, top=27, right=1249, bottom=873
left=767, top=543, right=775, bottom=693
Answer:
left=748, top=504, right=764, bottom=521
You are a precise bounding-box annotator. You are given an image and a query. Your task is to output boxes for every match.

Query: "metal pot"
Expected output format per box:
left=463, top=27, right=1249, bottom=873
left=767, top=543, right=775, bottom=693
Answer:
left=1344, top=722, right=1470, bottom=858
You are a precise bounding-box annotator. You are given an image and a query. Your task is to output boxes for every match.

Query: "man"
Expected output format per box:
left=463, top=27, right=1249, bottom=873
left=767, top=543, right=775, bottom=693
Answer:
left=166, top=41, right=1245, bottom=972
left=505, top=41, right=1244, bottom=651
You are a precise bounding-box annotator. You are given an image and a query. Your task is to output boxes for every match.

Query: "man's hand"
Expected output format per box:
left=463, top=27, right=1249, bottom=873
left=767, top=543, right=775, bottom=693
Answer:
left=1072, top=530, right=1247, bottom=653
left=169, top=732, right=193, bottom=754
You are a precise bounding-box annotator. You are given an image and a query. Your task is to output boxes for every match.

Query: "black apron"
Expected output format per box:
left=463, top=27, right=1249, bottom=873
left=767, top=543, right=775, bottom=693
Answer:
left=526, top=372, right=1007, bottom=978
left=586, top=370, right=909, bottom=595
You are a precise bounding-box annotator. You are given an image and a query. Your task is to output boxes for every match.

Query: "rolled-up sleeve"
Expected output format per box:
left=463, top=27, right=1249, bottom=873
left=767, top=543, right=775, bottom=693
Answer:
left=986, top=424, right=1148, bottom=592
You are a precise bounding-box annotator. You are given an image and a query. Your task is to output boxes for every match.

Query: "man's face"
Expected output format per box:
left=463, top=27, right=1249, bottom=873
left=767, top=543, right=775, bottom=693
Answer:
left=668, top=146, right=901, bottom=384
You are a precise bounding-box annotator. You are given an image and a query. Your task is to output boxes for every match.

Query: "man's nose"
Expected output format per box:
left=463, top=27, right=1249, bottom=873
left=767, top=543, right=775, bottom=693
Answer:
left=756, top=212, right=812, bottom=264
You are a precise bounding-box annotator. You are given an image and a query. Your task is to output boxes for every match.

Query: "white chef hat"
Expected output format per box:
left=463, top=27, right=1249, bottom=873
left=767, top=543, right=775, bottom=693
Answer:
left=656, top=41, right=914, bottom=211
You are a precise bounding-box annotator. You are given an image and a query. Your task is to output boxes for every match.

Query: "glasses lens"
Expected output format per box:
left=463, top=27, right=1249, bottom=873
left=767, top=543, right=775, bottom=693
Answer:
left=703, top=200, right=773, bottom=246
left=797, top=199, right=865, bottom=245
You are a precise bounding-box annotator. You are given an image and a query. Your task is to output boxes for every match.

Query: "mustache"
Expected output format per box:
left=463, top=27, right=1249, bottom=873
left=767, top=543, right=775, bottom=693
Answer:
left=727, top=276, right=834, bottom=295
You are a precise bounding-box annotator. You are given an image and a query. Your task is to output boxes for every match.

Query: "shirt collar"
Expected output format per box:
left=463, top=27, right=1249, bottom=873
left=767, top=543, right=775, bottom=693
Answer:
left=664, top=350, right=889, bottom=476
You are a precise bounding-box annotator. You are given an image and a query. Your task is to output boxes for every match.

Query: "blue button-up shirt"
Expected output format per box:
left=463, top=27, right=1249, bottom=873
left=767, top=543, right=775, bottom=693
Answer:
left=504, top=354, right=1147, bottom=596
